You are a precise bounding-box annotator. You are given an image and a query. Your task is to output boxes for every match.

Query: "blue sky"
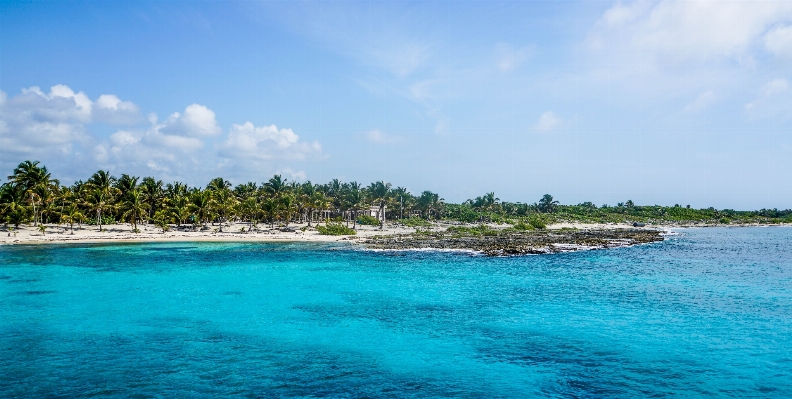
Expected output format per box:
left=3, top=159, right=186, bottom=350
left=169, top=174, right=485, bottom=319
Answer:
left=1, top=1, right=791, bottom=209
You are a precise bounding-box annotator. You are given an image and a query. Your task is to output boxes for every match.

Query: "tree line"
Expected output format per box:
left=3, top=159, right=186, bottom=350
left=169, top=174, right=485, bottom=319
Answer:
left=2, top=160, right=791, bottom=233
left=0, top=161, right=445, bottom=233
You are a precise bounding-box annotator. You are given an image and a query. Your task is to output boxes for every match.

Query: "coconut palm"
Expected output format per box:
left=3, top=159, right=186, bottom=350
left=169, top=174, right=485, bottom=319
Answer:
left=84, top=189, right=112, bottom=231
left=0, top=183, right=29, bottom=228
left=190, top=189, right=213, bottom=227
left=538, top=194, right=559, bottom=213
left=115, top=174, right=139, bottom=200
left=61, top=204, right=84, bottom=234
left=418, top=191, right=444, bottom=219
left=141, top=177, right=165, bottom=219
left=86, top=170, right=118, bottom=227
left=8, top=160, right=58, bottom=226
left=345, top=182, right=365, bottom=229
left=121, top=188, right=149, bottom=231
left=207, top=177, right=231, bottom=192
left=170, top=195, right=192, bottom=226
left=278, top=194, right=298, bottom=227
left=259, top=197, right=278, bottom=228
left=367, top=181, right=391, bottom=229
left=263, top=175, right=288, bottom=198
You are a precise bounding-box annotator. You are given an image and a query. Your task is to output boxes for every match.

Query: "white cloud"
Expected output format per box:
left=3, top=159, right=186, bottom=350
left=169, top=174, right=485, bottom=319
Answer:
left=495, top=42, right=532, bottom=72
left=94, top=94, right=142, bottom=125
left=535, top=111, right=561, bottom=132
left=161, top=104, right=221, bottom=137
left=365, top=129, right=403, bottom=145
left=591, top=1, right=792, bottom=64
left=598, top=1, right=651, bottom=28
left=0, top=86, right=93, bottom=164
left=765, top=24, right=792, bottom=57
left=1, top=84, right=325, bottom=184
left=275, top=167, right=307, bottom=182
left=684, top=90, right=716, bottom=112
left=745, top=78, right=789, bottom=111
left=220, top=122, right=323, bottom=161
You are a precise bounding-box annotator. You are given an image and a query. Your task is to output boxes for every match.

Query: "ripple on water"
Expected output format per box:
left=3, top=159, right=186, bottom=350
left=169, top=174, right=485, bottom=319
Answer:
left=0, top=228, right=791, bottom=397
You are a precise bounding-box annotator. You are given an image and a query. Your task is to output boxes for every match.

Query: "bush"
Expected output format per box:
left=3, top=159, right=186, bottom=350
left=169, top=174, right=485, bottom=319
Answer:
left=86, top=216, right=116, bottom=226
left=512, top=221, right=534, bottom=231
left=527, top=216, right=546, bottom=229
left=316, top=221, right=356, bottom=236
left=356, top=215, right=380, bottom=226
left=400, top=217, right=430, bottom=227
left=446, top=224, right=497, bottom=236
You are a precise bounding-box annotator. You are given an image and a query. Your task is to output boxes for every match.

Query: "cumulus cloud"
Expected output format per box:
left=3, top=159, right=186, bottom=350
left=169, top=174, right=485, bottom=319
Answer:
left=684, top=90, right=716, bottom=112
left=160, top=104, right=221, bottom=137
left=0, top=86, right=94, bottom=164
left=535, top=111, right=561, bottom=132
left=365, top=129, right=404, bottom=145
left=1, top=84, right=325, bottom=184
left=220, top=122, right=323, bottom=161
left=93, top=94, right=142, bottom=125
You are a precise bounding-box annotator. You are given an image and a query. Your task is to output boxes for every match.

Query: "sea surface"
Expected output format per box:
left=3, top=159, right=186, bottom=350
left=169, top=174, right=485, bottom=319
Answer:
left=1, top=227, right=790, bottom=398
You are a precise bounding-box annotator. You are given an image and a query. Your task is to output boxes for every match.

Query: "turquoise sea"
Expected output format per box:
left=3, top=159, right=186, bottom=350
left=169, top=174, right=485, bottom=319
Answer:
left=1, top=227, right=790, bottom=398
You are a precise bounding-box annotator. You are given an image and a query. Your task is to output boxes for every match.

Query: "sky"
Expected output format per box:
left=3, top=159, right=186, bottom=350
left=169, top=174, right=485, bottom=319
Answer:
left=1, top=0, right=791, bottom=209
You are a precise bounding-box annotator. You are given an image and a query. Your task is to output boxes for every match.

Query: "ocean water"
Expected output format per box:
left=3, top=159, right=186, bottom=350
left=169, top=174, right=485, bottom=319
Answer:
left=0, top=228, right=790, bottom=398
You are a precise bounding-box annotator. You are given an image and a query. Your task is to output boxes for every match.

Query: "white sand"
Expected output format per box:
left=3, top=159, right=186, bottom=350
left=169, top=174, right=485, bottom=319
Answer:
left=0, top=221, right=424, bottom=245
left=0, top=220, right=651, bottom=246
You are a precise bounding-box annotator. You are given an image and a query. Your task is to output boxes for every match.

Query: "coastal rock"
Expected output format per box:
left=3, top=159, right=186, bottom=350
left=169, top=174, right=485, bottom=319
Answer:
left=363, top=228, right=664, bottom=256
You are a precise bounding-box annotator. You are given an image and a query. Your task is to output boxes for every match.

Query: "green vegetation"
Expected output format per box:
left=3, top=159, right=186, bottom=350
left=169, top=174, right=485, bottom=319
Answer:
left=316, top=221, right=356, bottom=236
left=446, top=224, right=498, bottom=236
left=399, top=217, right=431, bottom=227
left=356, top=215, right=380, bottom=226
left=1, top=160, right=790, bottom=232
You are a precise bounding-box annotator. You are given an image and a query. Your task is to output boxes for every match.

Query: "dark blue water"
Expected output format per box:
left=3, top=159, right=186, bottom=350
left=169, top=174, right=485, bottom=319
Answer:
left=1, top=228, right=790, bottom=398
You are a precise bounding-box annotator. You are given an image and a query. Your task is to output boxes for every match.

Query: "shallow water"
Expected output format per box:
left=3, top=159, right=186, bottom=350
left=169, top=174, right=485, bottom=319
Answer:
left=1, top=227, right=790, bottom=398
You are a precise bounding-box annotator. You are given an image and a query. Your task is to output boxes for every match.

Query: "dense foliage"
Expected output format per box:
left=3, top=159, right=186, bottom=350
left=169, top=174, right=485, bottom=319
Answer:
left=1, top=160, right=790, bottom=232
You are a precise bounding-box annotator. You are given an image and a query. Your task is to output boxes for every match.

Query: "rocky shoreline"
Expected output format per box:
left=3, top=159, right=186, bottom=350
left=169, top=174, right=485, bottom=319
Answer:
left=362, top=228, right=665, bottom=256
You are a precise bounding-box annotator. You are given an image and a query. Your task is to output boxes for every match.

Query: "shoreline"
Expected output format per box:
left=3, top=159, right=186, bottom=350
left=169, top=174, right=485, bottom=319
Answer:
left=1, top=221, right=789, bottom=247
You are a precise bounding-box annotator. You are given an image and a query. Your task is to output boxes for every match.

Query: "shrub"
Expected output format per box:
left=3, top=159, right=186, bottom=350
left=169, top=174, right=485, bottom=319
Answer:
left=512, top=221, right=534, bottom=231
left=316, top=221, right=356, bottom=236
left=356, top=215, right=381, bottom=226
left=446, top=224, right=497, bottom=236
left=400, top=217, right=430, bottom=227
left=527, top=216, right=546, bottom=230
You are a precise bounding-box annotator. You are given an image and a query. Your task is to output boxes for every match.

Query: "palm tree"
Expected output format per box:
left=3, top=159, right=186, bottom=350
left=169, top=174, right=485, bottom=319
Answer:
left=211, top=188, right=238, bottom=230
left=367, top=181, right=391, bottom=229
left=263, top=175, right=288, bottom=198
left=121, top=188, right=149, bottom=231
left=418, top=191, right=444, bottom=219
left=86, top=170, right=118, bottom=228
left=115, top=174, right=139, bottom=200
left=170, top=195, right=192, bottom=226
left=260, top=197, right=278, bottom=228
left=538, top=194, right=559, bottom=213
left=84, top=189, right=111, bottom=231
left=8, top=160, right=58, bottom=226
left=278, top=194, right=298, bottom=227
left=0, top=183, right=29, bottom=228
left=190, top=189, right=213, bottom=228
left=61, top=204, right=84, bottom=234
left=141, top=177, right=164, bottom=220
left=207, top=177, right=231, bottom=191
left=345, top=182, right=365, bottom=229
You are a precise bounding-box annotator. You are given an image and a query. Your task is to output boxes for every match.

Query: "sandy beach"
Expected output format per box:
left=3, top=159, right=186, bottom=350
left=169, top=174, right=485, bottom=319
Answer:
left=0, top=221, right=650, bottom=246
